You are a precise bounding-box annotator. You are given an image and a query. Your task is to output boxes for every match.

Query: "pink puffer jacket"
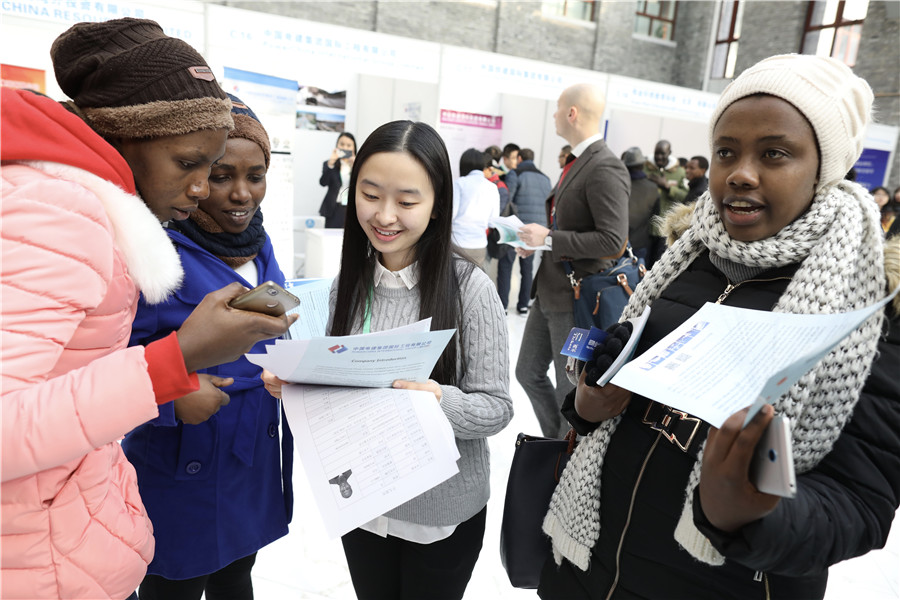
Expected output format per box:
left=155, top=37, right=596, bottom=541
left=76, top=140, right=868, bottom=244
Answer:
left=1, top=91, right=184, bottom=599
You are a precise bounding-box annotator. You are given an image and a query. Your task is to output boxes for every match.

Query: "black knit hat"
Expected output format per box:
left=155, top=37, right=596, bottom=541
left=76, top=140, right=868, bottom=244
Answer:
left=227, top=93, right=271, bottom=167
left=50, top=18, right=233, bottom=139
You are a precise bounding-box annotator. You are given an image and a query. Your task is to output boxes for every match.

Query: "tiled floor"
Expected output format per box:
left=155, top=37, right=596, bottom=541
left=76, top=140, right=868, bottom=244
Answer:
left=252, top=308, right=900, bottom=599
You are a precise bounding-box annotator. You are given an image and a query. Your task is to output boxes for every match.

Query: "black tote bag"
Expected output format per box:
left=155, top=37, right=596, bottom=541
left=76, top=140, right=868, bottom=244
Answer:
left=499, top=429, right=577, bottom=589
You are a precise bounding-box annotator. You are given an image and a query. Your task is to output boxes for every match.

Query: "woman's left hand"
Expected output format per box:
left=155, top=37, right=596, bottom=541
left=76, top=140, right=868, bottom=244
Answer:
left=699, top=404, right=781, bottom=533
left=392, top=379, right=442, bottom=402
left=261, top=368, right=289, bottom=399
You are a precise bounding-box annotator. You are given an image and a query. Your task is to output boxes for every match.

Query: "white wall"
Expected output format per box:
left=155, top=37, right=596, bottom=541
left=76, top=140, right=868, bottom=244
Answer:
left=14, top=0, right=897, bottom=275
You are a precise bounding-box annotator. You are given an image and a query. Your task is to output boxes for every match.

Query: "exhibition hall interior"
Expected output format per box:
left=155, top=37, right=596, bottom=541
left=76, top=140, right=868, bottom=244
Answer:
left=1, top=1, right=898, bottom=598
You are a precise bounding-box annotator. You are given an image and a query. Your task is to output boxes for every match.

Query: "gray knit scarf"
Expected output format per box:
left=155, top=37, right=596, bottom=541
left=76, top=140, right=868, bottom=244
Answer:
left=543, top=180, right=886, bottom=569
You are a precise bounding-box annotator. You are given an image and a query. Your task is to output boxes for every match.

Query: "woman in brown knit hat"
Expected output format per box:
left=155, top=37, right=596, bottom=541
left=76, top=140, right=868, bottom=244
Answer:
left=1, top=18, right=293, bottom=599
left=124, top=94, right=293, bottom=600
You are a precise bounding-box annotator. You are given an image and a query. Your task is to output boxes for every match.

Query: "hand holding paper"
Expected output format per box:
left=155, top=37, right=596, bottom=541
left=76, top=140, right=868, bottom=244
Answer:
left=488, top=215, right=550, bottom=250
left=610, top=289, right=898, bottom=428
left=246, top=319, right=454, bottom=388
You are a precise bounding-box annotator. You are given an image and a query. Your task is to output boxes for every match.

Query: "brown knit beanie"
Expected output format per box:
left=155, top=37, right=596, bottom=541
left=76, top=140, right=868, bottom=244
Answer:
left=227, top=93, right=271, bottom=168
left=50, top=18, right=233, bottom=139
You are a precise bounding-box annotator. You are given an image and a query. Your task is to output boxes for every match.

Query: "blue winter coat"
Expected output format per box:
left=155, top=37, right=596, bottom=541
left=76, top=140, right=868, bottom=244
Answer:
left=511, top=160, right=552, bottom=226
left=123, top=230, right=293, bottom=580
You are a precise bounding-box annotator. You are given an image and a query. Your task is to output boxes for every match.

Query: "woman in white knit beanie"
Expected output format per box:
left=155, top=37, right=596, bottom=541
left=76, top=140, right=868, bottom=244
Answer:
left=539, top=54, right=900, bottom=600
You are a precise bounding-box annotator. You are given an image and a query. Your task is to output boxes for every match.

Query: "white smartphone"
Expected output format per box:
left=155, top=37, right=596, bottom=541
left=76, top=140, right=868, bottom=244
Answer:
left=749, top=415, right=797, bottom=498
left=229, top=281, right=300, bottom=317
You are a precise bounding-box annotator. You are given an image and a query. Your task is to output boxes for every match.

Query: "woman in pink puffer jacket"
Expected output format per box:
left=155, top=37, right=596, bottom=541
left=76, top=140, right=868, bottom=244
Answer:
left=1, top=87, right=190, bottom=600
left=1, top=19, right=294, bottom=598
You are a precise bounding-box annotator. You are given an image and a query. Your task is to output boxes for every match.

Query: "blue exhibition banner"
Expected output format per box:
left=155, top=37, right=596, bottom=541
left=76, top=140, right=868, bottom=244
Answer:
left=854, top=148, right=890, bottom=191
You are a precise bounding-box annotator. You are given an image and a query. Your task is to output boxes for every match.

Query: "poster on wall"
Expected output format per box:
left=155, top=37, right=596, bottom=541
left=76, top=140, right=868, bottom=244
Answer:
left=296, top=85, right=347, bottom=132
left=1, top=64, right=45, bottom=92
left=438, top=110, right=503, bottom=179
left=222, top=66, right=298, bottom=275
left=854, top=148, right=891, bottom=191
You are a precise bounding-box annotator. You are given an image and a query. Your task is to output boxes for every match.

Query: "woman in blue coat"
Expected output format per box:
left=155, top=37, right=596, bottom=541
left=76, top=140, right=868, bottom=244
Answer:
left=124, top=95, right=293, bottom=600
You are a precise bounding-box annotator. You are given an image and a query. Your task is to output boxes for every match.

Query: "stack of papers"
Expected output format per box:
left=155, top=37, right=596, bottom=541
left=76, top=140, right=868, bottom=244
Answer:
left=283, top=385, right=460, bottom=538
left=246, top=319, right=454, bottom=387
left=246, top=316, right=461, bottom=537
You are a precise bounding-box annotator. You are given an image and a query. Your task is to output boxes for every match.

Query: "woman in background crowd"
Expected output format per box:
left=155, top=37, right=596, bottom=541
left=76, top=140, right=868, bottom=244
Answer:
left=319, top=131, right=357, bottom=228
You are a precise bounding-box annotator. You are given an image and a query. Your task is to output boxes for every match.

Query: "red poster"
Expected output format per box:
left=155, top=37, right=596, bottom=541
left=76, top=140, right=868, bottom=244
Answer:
left=1, top=64, right=46, bottom=93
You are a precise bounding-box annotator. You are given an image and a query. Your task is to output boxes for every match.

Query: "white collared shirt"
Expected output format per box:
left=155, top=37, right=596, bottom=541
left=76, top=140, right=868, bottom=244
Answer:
left=372, top=257, right=419, bottom=290
left=571, top=132, right=604, bottom=159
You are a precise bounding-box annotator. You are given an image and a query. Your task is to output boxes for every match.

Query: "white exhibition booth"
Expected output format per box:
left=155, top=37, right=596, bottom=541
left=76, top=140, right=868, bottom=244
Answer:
left=2, top=0, right=896, bottom=278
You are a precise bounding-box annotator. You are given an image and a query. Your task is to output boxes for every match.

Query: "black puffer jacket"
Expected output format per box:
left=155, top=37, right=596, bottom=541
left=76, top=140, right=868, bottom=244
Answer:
left=542, top=251, right=900, bottom=600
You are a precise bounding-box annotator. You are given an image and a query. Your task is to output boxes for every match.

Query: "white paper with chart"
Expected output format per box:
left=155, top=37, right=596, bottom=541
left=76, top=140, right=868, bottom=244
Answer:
left=610, top=289, right=898, bottom=428
left=282, top=385, right=460, bottom=538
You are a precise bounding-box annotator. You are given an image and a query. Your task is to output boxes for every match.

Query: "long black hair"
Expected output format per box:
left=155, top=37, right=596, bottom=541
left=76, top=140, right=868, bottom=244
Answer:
left=331, top=120, right=473, bottom=385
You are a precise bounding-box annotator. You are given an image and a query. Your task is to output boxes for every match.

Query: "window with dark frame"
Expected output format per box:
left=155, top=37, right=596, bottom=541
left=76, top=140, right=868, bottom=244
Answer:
left=541, top=1, right=597, bottom=22
left=711, top=1, right=744, bottom=79
left=801, top=0, right=868, bottom=67
left=634, top=0, right=678, bottom=41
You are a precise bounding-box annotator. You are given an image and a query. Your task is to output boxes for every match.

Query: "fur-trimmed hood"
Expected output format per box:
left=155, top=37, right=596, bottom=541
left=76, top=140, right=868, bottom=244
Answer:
left=19, top=160, right=183, bottom=303
left=1, top=88, right=182, bottom=303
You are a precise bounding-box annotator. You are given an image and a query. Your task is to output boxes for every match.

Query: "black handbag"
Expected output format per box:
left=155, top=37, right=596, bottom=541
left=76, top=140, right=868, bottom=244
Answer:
left=563, top=244, right=646, bottom=330
left=500, top=429, right=577, bottom=589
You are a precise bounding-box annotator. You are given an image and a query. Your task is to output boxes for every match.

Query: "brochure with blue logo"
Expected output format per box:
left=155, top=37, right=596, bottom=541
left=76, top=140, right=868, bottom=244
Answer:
left=611, top=288, right=898, bottom=428
left=245, top=318, right=455, bottom=388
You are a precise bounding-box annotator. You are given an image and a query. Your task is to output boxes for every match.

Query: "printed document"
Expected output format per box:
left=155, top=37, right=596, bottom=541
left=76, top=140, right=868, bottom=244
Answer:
left=251, top=318, right=461, bottom=538
left=489, top=215, right=551, bottom=250
left=283, top=385, right=461, bottom=538
left=611, top=290, right=897, bottom=428
left=245, top=320, right=453, bottom=387
left=283, top=278, right=333, bottom=339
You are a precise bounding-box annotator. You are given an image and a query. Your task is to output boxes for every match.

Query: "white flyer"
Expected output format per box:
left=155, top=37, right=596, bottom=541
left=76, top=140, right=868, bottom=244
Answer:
left=488, top=214, right=551, bottom=250
left=283, top=277, right=333, bottom=340
left=283, top=385, right=460, bottom=538
left=611, top=289, right=897, bottom=428
left=245, top=320, right=452, bottom=387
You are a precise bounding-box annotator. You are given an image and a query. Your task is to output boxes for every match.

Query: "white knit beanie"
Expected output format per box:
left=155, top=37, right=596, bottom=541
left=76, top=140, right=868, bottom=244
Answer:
left=709, top=53, right=873, bottom=192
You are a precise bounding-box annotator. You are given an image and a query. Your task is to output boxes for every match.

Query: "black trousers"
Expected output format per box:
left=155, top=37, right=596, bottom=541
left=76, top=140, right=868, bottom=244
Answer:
left=138, top=552, right=257, bottom=600
left=341, top=507, right=487, bottom=600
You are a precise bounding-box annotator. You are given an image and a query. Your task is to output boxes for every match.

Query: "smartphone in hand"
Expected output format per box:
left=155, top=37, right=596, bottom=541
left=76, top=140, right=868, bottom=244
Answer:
left=338, top=149, right=353, bottom=159
left=749, top=415, right=796, bottom=498
left=229, top=281, right=300, bottom=317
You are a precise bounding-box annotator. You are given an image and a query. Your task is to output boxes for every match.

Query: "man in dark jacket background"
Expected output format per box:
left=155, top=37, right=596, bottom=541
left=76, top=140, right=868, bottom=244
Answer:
left=498, top=148, right=551, bottom=314
left=676, top=155, right=709, bottom=205
left=621, top=147, right=658, bottom=262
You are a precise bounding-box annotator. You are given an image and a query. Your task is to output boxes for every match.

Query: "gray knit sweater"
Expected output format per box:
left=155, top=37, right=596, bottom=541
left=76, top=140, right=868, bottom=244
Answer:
left=329, top=261, right=513, bottom=526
